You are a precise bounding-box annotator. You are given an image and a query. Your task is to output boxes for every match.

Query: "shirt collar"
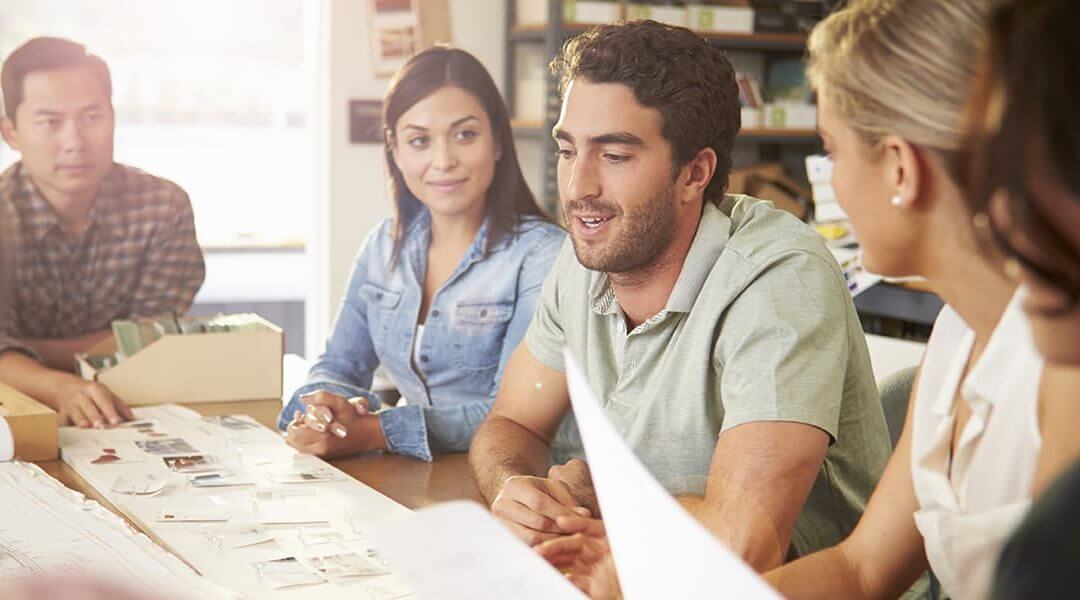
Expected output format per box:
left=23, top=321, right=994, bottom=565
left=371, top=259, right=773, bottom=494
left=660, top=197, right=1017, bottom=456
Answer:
left=406, top=207, right=505, bottom=262
left=960, top=288, right=1040, bottom=410
left=588, top=196, right=733, bottom=316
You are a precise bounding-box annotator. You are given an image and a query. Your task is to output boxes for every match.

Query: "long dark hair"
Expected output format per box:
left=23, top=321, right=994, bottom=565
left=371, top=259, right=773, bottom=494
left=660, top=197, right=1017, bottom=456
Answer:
left=382, top=47, right=548, bottom=266
left=963, top=0, right=1080, bottom=309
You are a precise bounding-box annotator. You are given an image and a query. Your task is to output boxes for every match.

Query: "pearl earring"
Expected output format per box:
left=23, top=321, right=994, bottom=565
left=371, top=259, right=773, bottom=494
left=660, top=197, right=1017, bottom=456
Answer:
left=890, top=195, right=904, bottom=207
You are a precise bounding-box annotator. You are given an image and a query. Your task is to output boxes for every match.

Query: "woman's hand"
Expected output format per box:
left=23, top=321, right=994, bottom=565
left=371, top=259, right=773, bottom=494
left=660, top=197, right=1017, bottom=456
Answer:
left=283, top=391, right=387, bottom=458
left=535, top=515, right=623, bottom=599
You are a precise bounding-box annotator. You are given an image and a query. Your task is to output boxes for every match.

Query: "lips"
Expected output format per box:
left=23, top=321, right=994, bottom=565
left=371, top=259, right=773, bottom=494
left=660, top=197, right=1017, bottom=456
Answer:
left=427, top=178, right=467, bottom=192
left=576, top=215, right=613, bottom=229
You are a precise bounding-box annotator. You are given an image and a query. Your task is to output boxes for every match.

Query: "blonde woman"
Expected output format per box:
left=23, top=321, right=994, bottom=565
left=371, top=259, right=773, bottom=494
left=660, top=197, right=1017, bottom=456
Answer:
left=765, top=1, right=1080, bottom=597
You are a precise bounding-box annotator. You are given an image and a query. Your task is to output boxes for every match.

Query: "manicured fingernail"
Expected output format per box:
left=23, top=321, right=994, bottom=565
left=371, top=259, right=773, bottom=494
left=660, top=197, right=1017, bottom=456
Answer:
left=94, top=421, right=104, bottom=429
left=110, top=418, right=121, bottom=425
left=331, top=424, right=348, bottom=439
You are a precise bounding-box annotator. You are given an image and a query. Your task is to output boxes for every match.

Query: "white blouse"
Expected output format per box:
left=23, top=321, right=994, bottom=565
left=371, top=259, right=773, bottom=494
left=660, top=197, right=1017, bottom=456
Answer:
left=910, top=290, right=1044, bottom=600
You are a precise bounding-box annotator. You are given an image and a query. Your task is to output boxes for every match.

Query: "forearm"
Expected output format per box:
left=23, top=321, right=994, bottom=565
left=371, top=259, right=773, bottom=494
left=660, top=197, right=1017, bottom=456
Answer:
left=23, top=330, right=111, bottom=371
left=0, top=351, right=80, bottom=410
left=766, top=543, right=872, bottom=599
left=678, top=494, right=787, bottom=572
left=470, top=415, right=553, bottom=503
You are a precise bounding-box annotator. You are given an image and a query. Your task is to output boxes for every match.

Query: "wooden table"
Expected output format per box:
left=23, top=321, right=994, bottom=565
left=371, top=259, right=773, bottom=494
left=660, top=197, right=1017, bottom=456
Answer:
left=34, top=401, right=483, bottom=537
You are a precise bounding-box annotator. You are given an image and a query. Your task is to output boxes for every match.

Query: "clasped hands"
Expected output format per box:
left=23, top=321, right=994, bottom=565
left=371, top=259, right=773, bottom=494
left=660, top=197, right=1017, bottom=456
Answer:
left=493, top=458, right=623, bottom=599
left=283, top=391, right=388, bottom=458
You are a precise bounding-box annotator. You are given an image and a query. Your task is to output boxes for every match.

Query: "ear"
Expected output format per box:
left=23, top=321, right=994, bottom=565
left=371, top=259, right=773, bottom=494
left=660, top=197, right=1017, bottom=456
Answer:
left=880, top=135, right=922, bottom=208
left=679, top=146, right=717, bottom=205
left=0, top=117, right=18, bottom=150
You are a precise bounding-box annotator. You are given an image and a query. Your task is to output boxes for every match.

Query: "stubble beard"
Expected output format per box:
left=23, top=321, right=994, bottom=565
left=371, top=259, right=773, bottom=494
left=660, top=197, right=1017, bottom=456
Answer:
left=564, top=183, right=679, bottom=275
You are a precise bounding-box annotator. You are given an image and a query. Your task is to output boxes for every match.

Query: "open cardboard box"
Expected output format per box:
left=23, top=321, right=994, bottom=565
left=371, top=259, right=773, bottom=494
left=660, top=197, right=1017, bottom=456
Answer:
left=76, top=315, right=283, bottom=407
left=0, top=381, right=58, bottom=462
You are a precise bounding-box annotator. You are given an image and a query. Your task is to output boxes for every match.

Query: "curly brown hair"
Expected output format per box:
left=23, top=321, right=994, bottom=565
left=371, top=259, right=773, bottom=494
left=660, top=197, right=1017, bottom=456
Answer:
left=550, top=20, right=740, bottom=201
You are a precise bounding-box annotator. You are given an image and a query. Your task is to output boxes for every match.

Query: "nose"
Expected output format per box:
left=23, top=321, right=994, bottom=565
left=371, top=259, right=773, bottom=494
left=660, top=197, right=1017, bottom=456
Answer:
left=431, top=137, right=458, bottom=172
left=58, top=118, right=86, bottom=153
left=562, top=152, right=601, bottom=205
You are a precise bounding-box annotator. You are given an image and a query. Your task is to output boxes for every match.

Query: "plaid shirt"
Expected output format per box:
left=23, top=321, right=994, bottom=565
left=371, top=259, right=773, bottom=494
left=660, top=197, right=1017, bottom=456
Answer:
left=0, top=162, right=205, bottom=361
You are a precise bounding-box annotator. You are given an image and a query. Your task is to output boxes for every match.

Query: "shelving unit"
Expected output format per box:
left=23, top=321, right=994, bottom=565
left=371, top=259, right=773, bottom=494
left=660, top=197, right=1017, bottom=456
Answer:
left=505, top=0, right=822, bottom=212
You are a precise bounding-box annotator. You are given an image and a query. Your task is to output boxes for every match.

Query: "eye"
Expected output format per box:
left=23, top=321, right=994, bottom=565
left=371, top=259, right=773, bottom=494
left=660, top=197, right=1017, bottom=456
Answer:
left=454, top=129, right=478, bottom=142
left=407, top=135, right=429, bottom=149
left=603, top=153, right=629, bottom=164
left=555, top=147, right=575, bottom=160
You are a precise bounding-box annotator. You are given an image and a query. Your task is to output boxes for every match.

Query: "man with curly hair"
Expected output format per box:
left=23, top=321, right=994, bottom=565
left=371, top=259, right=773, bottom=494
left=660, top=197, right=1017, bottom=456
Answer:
left=469, top=20, right=889, bottom=573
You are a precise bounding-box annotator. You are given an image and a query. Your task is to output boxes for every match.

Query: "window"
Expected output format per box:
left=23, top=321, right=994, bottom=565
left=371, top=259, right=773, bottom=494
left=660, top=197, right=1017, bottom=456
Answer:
left=0, top=0, right=313, bottom=247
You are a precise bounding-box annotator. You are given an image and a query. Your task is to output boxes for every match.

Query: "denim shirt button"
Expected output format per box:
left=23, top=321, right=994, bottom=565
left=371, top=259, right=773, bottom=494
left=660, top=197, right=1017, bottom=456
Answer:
left=375, top=292, right=384, bottom=300
left=479, top=309, right=488, bottom=318
left=431, top=309, right=440, bottom=318
left=420, top=354, right=429, bottom=363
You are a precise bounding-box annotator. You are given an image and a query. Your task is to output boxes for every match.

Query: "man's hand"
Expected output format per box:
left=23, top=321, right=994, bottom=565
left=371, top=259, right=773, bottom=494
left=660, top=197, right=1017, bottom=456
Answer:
left=55, top=379, right=133, bottom=428
left=283, top=391, right=387, bottom=458
left=548, top=458, right=600, bottom=517
left=491, top=475, right=592, bottom=545
left=535, top=515, right=622, bottom=599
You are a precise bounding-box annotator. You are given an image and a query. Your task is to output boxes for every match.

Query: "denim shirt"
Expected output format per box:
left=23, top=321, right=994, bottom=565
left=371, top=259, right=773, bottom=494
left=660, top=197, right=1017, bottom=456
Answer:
left=278, top=209, right=564, bottom=461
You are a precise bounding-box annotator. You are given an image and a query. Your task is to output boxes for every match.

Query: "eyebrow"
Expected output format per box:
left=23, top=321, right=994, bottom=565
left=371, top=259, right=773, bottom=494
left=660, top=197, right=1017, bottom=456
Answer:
left=401, top=115, right=479, bottom=132
left=31, top=102, right=106, bottom=117
left=553, top=129, right=644, bottom=146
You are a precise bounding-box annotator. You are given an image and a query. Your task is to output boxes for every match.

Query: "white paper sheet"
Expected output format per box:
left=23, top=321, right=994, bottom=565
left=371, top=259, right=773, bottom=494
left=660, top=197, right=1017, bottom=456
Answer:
left=564, top=349, right=781, bottom=599
left=367, top=501, right=586, bottom=600
left=0, top=461, right=235, bottom=599
left=59, top=404, right=417, bottom=599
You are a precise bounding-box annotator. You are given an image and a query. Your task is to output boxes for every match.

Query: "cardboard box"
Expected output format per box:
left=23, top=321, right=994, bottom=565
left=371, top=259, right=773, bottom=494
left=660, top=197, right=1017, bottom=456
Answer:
left=764, top=102, right=818, bottom=129
left=564, top=0, right=623, bottom=24
left=0, top=382, right=58, bottom=462
left=627, top=4, right=687, bottom=26
left=76, top=315, right=283, bottom=407
left=729, top=162, right=811, bottom=220
left=688, top=5, right=755, bottom=33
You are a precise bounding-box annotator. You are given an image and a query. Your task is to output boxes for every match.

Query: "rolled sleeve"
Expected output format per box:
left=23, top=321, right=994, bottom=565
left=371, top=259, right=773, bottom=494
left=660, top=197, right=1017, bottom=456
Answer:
left=379, top=404, right=431, bottom=461
left=0, top=334, right=40, bottom=362
left=523, top=239, right=575, bottom=373
left=717, top=251, right=850, bottom=442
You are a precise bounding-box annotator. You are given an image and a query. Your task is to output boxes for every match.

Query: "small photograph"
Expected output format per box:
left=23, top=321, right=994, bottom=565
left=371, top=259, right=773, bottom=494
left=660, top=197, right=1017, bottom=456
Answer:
left=269, top=467, right=343, bottom=485
left=203, top=415, right=259, bottom=430
left=187, top=472, right=254, bottom=488
left=135, top=438, right=200, bottom=456
left=310, top=552, right=390, bottom=582
left=162, top=454, right=216, bottom=473
left=253, top=556, right=325, bottom=589
left=87, top=446, right=143, bottom=465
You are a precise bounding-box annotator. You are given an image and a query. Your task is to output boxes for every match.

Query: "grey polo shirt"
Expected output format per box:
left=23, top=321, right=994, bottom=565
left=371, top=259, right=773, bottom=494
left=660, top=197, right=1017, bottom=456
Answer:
left=525, top=194, right=890, bottom=556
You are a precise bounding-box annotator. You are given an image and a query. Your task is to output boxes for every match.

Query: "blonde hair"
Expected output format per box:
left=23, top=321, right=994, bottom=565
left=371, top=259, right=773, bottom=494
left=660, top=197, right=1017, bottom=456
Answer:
left=807, top=0, right=989, bottom=154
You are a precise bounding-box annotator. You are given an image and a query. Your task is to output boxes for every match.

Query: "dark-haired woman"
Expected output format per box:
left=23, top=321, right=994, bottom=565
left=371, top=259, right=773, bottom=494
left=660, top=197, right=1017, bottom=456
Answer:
left=278, top=47, right=564, bottom=460
left=960, top=0, right=1080, bottom=597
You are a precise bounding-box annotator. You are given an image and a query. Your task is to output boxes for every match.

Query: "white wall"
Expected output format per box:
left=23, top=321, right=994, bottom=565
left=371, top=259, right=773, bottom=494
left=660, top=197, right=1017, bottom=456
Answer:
left=307, top=0, right=506, bottom=357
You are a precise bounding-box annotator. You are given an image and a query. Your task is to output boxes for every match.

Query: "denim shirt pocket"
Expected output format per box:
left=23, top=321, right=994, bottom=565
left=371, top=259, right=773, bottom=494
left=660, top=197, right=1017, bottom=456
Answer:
left=451, top=300, right=513, bottom=371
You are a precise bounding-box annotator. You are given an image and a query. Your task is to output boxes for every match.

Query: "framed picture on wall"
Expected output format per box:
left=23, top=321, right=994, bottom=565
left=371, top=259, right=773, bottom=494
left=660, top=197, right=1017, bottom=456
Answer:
left=366, top=0, right=451, bottom=76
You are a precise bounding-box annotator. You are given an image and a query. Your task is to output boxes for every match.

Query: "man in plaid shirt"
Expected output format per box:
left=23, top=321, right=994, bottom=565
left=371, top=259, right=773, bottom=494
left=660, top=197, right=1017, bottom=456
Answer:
left=0, top=38, right=204, bottom=428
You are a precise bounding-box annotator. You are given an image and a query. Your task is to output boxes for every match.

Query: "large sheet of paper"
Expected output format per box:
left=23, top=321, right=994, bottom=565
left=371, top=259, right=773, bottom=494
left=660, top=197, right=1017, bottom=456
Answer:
left=564, top=349, right=781, bottom=599
left=60, top=404, right=417, bottom=599
left=367, top=501, right=586, bottom=600
left=0, top=461, right=235, bottom=598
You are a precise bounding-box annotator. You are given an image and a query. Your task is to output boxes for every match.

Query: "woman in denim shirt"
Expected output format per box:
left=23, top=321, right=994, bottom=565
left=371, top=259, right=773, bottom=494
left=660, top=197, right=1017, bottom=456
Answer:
left=279, top=48, right=564, bottom=461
